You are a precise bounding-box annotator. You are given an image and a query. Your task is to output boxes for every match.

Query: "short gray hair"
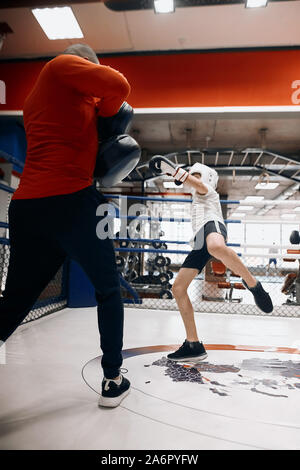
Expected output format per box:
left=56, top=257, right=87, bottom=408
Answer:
left=63, top=43, right=99, bottom=64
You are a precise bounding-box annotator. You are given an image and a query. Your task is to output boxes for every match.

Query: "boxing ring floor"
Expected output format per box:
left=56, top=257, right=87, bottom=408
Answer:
left=0, top=306, right=300, bottom=450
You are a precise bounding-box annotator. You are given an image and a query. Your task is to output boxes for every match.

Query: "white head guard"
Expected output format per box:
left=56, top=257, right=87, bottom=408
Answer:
left=189, top=163, right=219, bottom=190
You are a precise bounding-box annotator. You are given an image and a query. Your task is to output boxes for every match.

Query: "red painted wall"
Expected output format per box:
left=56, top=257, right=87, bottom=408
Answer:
left=1, top=49, right=300, bottom=110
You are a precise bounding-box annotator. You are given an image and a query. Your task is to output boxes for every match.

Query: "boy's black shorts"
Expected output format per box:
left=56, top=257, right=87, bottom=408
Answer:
left=181, top=220, right=227, bottom=273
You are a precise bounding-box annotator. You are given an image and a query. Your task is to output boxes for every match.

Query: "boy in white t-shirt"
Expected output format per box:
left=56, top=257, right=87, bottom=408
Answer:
left=149, top=156, right=273, bottom=363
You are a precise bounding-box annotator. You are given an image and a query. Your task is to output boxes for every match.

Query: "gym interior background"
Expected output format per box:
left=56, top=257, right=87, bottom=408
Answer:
left=0, top=0, right=300, bottom=451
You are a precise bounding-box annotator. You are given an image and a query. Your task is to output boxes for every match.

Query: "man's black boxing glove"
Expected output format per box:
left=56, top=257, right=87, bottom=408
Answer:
left=97, top=102, right=133, bottom=141
left=94, top=102, right=140, bottom=186
left=94, top=135, right=141, bottom=187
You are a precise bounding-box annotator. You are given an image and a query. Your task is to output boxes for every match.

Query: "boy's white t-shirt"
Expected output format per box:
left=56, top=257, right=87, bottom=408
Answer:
left=187, top=184, right=225, bottom=246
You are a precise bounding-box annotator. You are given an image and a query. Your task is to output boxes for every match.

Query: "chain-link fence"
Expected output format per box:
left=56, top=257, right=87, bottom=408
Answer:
left=0, top=240, right=67, bottom=324
left=0, top=171, right=67, bottom=325
left=117, top=244, right=300, bottom=317
left=110, top=196, right=300, bottom=318
left=1, top=188, right=300, bottom=321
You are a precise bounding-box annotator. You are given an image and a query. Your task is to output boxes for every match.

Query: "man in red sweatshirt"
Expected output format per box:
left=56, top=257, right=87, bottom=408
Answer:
left=0, top=44, right=131, bottom=407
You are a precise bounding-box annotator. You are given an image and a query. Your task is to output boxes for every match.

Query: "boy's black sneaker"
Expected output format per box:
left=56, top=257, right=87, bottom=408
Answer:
left=98, top=375, right=131, bottom=408
left=167, top=340, right=208, bottom=362
left=242, top=280, right=273, bottom=313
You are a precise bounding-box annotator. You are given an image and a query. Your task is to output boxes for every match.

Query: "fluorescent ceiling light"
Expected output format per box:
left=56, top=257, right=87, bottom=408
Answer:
left=244, top=196, right=265, bottom=202
left=255, top=182, right=279, bottom=190
left=231, top=212, right=246, bottom=218
left=32, top=7, right=83, bottom=40
left=154, top=0, right=175, bottom=14
left=163, top=181, right=178, bottom=189
left=237, top=205, right=254, bottom=211
left=246, top=0, right=268, bottom=8
left=281, top=213, right=296, bottom=219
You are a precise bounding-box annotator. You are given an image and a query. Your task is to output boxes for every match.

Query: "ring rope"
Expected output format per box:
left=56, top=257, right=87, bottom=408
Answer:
left=104, top=194, right=300, bottom=207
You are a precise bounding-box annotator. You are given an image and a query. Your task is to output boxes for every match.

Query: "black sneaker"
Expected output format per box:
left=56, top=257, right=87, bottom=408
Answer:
left=98, top=375, right=131, bottom=408
left=242, top=280, right=273, bottom=313
left=167, top=340, right=208, bottom=363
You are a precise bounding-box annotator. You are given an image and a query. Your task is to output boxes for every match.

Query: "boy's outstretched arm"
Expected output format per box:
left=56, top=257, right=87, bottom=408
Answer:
left=149, top=155, right=208, bottom=195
